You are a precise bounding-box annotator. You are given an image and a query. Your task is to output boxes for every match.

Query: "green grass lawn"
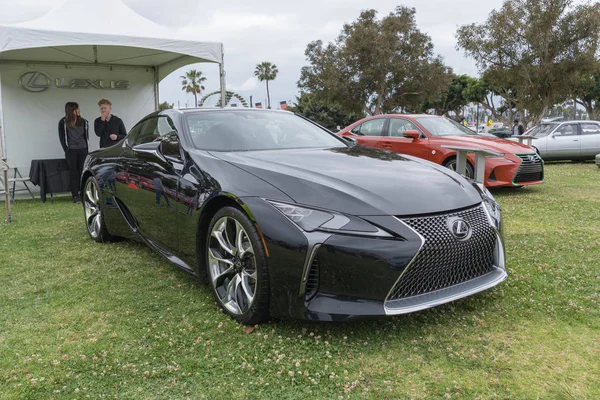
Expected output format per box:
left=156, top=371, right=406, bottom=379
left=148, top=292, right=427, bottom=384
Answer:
left=1, top=163, right=599, bottom=399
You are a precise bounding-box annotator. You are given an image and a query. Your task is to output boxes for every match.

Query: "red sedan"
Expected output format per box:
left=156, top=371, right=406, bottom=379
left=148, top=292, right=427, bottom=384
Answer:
left=338, top=115, right=544, bottom=188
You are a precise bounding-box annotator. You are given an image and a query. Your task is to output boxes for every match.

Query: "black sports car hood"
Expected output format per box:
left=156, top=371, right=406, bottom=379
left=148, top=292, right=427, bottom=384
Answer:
left=209, top=146, right=482, bottom=216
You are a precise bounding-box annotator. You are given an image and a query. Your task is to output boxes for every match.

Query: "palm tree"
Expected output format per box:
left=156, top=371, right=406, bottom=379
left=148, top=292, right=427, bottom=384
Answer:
left=180, top=69, right=207, bottom=107
left=254, top=62, right=279, bottom=109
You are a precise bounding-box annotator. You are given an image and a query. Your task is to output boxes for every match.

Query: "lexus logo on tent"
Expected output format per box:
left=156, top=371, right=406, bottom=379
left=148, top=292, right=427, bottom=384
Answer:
left=19, top=71, right=51, bottom=92
left=18, top=71, right=131, bottom=92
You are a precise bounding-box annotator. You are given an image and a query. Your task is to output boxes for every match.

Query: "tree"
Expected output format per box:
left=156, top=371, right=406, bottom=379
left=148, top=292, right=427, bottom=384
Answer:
left=158, top=101, right=174, bottom=111
left=423, top=75, right=476, bottom=119
left=456, top=0, right=600, bottom=125
left=180, top=69, right=207, bottom=107
left=574, top=69, right=600, bottom=120
left=299, top=7, right=452, bottom=116
left=254, top=62, right=279, bottom=109
left=288, top=92, right=362, bottom=131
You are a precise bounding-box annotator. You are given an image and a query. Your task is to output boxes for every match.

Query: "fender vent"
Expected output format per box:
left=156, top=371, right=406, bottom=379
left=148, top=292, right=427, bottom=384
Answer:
left=305, top=258, right=319, bottom=301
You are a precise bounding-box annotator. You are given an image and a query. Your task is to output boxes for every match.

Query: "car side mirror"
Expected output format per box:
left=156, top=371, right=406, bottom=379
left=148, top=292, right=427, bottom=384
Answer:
left=132, top=141, right=167, bottom=163
left=341, top=136, right=358, bottom=147
left=402, top=130, right=421, bottom=140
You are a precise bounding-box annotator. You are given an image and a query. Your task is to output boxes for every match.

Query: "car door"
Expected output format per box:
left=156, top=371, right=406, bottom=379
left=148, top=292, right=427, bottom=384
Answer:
left=347, top=118, right=387, bottom=148
left=578, top=122, right=600, bottom=158
left=380, top=118, right=431, bottom=159
left=545, top=123, right=581, bottom=159
left=122, top=116, right=180, bottom=252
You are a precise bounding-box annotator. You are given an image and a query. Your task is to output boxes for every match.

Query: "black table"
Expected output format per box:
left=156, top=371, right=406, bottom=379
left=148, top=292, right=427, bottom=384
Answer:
left=29, top=159, right=71, bottom=203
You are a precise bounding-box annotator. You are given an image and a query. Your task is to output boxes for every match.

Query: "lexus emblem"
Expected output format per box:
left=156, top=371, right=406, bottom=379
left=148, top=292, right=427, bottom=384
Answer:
left=527, top=155, right=537, bottom=163
left=448, top=217, right=472, bottom=240
left=19, top=71, right=51, bottom=92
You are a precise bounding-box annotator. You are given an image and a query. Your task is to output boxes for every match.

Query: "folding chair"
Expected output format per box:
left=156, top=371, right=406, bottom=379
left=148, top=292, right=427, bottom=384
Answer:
left=3, top=166, right=35, bottom=202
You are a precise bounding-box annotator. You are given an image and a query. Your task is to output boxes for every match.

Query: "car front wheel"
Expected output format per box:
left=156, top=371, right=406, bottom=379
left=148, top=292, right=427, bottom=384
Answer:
left=444, top=158, right=474, bottom=179
left=83, top=176, right=113, bottom=242
left=206, top=207, right=269, bottom=325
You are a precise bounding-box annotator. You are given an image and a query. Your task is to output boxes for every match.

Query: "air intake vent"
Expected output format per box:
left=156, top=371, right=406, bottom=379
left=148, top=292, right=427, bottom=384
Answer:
left=305, top=258, right=319, bottom=301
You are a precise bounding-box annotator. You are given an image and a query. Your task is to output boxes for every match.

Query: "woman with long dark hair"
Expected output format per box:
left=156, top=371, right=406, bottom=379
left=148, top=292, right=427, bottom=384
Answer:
left=58, top=102, right=89, bottom=203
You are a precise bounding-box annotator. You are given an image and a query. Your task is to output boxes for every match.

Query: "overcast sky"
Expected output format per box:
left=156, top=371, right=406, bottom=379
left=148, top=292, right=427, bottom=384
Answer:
left=0, top=0, right=506, bottom=108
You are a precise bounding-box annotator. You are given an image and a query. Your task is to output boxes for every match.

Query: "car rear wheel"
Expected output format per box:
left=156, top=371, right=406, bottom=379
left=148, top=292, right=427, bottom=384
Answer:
left=443, top=158, right=474, bottom=179
left=83, top=176, right=113, bottom=242
left=206, top=207, right=269, bottom=325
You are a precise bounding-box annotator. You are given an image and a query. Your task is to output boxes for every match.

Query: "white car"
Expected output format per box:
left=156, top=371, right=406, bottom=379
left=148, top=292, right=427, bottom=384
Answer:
left=512, top=120, right=600, bottom=161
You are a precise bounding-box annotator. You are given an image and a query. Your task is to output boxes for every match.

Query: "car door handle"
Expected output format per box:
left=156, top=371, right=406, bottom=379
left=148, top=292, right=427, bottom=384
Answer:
left=381, top=141, right=393, bottom=149
left=573, top=139, right=579, bottom=142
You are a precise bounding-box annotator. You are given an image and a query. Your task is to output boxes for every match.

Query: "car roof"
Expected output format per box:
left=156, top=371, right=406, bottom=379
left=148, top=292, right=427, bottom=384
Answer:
left=363, top=114, right=437, bottom=118
left=171, top=107, right=291, bottom=114
left=556, top=120, right=599, bottom=123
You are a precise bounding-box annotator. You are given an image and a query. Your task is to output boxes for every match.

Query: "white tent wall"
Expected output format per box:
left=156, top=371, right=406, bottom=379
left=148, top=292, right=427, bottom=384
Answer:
left=0, top=0, right=225, bottom=212
left=0, top=63, right=155, bottom=179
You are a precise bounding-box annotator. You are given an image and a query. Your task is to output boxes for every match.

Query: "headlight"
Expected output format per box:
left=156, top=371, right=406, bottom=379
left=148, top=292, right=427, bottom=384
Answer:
left=485, top=154, right=514, bottom=163
left=475, top=183, right=501, bottom=227
left=268, top=200, right=393, bottom=238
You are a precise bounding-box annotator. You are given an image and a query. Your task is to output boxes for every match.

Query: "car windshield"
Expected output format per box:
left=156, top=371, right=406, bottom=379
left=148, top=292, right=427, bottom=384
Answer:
left=186, top=110, right=346, bottom=151
left=526, top=123, right=558, bottom=137
left=413, top=117, right=476, bottom=137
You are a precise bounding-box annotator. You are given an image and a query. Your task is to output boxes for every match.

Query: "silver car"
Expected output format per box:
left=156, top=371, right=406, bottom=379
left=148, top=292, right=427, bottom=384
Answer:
left=514, top=121, right=600, bottom=161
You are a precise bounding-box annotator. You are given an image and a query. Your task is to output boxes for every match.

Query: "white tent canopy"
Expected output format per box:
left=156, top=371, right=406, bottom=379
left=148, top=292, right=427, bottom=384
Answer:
left=0, top=0, right=226, bottom=162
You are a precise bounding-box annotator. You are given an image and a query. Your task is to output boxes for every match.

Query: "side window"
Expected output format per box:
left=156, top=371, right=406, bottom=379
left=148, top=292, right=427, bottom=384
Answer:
left=153, top=117, right=177, bottom=141
left=126, top=122, right=143, bottom=146
left=350, top=119, right=385, bottom=136
left=554, top=123, right=578, bottom=136
left=580, top=123, right=600, bottom=135
left=127, top=117, right=158, bottom=146
left=389, top=118, right=421, bottom=137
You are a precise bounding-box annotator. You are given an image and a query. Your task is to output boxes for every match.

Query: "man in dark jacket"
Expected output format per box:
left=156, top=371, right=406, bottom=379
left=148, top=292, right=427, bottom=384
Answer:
left=512, top=119, right=525, bottom=136
left=94, top=99, right=127, bottom=148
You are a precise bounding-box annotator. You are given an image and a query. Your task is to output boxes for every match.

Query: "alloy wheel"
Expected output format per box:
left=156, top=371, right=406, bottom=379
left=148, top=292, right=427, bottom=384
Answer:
left=446, top=160, right=474, bottom=178
left=208, top=216, right=257, bottom=315
left=84, top=180, right=101, bottom=239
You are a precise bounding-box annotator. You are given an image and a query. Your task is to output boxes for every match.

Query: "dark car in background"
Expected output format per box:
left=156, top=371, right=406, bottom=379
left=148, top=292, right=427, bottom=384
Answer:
left=487, top=129, right=514, bottom=139
left=81, top=109, right=506, bottom=324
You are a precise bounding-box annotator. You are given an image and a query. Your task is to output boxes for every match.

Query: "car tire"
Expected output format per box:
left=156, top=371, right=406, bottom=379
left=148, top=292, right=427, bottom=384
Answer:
left=206, top=206, right=269, bottom=325
left=83, top=176, right=113, bottom=242
left=443, top=158, right=474, bottom=179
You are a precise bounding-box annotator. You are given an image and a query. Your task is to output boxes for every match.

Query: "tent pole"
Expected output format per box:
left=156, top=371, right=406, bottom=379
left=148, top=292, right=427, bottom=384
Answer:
left=0, top=69, right=12, bottom=223
left=153, top=67, right=159, bottom=110
left=219, top=46, right=226, bottom=108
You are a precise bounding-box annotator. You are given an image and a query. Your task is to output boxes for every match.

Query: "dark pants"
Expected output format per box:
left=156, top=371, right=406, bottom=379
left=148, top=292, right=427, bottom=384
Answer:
left=155, top=189, right=170, bottom=206
left=65, top=148, right=88, bottom=199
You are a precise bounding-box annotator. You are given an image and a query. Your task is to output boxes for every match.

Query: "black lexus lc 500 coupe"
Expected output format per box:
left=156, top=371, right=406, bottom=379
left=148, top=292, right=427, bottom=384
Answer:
left=81, top=108, right=507, bottom=324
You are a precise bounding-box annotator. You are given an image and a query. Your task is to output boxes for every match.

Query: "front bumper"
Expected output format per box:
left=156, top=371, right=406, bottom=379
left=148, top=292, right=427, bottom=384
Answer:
left=242, top=198, right=507, bottom=321
left=476, top=153, right=544, bottom=187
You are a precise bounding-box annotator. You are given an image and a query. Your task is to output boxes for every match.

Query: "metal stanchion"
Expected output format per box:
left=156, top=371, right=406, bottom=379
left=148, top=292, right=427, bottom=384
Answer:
left=1, top=157, right=11, bottom=223
left=441, top=146, right=503, bottom=184
left=513, top=135, right=537, bottom=146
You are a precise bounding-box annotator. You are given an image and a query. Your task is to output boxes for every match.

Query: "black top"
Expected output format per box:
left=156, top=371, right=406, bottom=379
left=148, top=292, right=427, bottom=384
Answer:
left=67, top=124, right=87, bottom=149
left=94, top=115, right=127, bottom=148
left=58, top=117, right=89, bottom=152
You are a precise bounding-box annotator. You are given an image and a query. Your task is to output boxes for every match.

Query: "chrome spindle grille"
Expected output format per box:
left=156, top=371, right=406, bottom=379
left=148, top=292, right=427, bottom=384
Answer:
left=388, top=206, right=496, bottom=300
left=514, top=154, right=543, bottom=183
